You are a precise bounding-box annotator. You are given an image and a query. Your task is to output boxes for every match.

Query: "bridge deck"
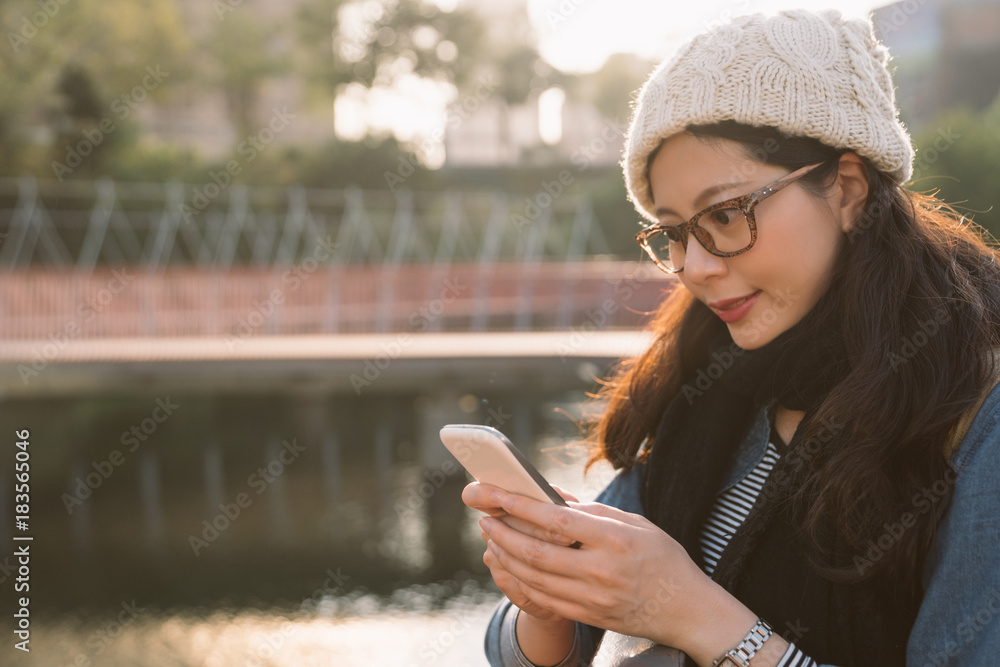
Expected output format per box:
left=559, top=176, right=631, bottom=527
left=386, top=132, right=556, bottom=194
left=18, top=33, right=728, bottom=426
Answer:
left=1, top=261, right=673, bottom=349
left=0, top=330, right=652, bottom=363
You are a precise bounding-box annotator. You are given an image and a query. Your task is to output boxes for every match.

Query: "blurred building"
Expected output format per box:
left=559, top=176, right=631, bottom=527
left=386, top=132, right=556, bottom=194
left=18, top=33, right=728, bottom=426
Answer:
left=443, top=95, right=624, bottom=168
left=141, top=0, right=585, bottom=167
left=134, top=0, right=334, bottom=160
left=874, top=0, right=1000, bottom=129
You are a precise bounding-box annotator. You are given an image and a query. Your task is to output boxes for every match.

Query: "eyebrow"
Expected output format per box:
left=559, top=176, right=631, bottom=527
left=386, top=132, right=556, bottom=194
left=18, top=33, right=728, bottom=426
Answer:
left=654, top=180, right=749, bottom=219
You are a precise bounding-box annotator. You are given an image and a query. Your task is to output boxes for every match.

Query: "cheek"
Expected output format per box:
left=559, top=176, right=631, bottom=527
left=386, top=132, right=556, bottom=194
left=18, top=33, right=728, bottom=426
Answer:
left=732, top=212, right=842, bottom=344
left=754, top=204, right=842, bottom=284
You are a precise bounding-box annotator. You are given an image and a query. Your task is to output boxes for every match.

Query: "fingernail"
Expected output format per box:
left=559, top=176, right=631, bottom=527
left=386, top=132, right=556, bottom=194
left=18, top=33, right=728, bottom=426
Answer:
left=489, top=540, right=500, bottom=556
left=480, top=517, right=492, bottom=532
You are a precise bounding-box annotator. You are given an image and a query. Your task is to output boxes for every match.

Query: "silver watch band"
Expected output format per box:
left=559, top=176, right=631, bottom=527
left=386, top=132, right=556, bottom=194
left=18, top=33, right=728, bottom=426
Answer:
left=712, top=618, right=773, bottom=667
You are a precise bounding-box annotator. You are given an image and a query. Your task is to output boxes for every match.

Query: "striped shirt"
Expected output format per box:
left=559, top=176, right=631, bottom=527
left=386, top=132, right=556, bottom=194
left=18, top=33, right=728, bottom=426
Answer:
left=698, top=431, right=819, bottom=667
left=700, top=439, right=782, bottom=575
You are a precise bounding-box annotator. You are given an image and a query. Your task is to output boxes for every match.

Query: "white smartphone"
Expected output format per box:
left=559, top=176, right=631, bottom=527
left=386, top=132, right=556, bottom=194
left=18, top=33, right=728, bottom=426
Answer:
left=439, top=424, right=568, bottom=506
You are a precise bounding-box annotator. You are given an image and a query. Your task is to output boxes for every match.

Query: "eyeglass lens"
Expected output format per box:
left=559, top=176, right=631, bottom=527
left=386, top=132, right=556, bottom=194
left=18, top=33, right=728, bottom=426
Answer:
left=652, top=207, right=752, bottom=271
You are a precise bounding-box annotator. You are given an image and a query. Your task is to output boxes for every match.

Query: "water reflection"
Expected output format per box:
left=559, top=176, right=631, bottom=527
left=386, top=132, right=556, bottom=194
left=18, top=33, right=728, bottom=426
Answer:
left=0, top=391, right=615, bottom=665
left=15, top=581, right=501, bottom=667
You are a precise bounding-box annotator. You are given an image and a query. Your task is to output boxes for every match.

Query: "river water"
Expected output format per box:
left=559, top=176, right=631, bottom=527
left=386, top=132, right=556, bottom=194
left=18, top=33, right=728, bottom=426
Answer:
left=6, top=435, right=616, bottom=667
left=15, top=588, right=499, bottom=667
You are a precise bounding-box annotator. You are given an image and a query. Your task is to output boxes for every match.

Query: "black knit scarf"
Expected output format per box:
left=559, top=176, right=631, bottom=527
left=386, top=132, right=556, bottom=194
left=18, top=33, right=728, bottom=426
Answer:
left=638, top=282, right=924, bottom=665
left=642, top=281, right=852, bottom=571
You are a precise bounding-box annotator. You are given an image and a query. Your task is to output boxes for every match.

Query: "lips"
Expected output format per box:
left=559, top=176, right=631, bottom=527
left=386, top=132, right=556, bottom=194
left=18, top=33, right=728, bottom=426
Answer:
left=709, top=290, right=763, bottom=324
left=708, top=291, right=762, bottom=311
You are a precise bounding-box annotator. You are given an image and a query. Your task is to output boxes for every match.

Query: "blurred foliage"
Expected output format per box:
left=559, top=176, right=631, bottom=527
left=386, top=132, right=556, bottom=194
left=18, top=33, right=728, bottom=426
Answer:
left=0, top=0, right=561, bottom=186
left=911, top=94, right=1000, bottom=242
left=0, top=0, right=191, bottom=174
left=297, top=0, right=489, bottom=95
left=563, top=52, right=654, bottom=122
left=205, top=10, right=292, bottom=143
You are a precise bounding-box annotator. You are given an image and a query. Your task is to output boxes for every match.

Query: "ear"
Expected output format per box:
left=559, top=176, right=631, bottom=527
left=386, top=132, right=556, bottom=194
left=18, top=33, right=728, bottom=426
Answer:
left=833, top=152, right=869, bottom=233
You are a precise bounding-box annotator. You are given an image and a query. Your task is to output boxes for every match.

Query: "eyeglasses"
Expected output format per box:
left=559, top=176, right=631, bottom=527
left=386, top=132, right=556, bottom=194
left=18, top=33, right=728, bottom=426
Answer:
left=635, top=161, right=827, bottom=274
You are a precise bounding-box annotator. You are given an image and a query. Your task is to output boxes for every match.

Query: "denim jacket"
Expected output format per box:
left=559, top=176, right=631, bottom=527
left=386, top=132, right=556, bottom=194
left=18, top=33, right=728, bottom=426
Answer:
left=484, top=381, right=1000, bottom=666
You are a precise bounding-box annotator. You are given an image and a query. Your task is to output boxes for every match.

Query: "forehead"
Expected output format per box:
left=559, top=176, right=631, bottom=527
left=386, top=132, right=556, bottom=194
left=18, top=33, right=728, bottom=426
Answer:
left=647, top=134, right=775, bottom=211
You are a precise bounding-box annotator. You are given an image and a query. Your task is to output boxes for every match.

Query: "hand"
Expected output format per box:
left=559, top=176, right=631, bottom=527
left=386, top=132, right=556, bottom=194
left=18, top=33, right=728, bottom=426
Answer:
left=472, top=487, right=755, bottom=657
left=462, top=482, right=580, bottom=622
left=463, top=481, right=580, bottom=543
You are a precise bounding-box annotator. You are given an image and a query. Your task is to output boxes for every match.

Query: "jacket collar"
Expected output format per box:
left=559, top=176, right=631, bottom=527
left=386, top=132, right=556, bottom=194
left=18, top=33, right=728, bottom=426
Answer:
left=718, top=404, right=773, bottom=494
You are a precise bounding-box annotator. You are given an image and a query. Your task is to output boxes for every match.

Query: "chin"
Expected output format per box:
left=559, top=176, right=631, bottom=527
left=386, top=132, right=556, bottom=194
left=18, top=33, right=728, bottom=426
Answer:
left=729, top=329, right=769, bottom=351
left=728, top=320, right=786, bottom=350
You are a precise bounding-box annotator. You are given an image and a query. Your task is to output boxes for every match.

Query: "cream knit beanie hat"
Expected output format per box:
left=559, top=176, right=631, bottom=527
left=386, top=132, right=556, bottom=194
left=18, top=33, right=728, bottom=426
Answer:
left=623, top=9, right=914, bottom=222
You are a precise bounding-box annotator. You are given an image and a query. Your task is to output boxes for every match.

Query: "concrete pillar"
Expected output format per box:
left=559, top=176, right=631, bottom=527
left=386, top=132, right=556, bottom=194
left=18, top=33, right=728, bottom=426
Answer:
left=510, top=394, right=535, bottom=462
left=264, top=437, right=291, bottom=542
left=139, top=451, right=164, bottom=551
left=290, top=391, right=339, bottom=521
left=418, top=391, right=475, bottom=577
left=67, top=461, right=94, bottom=555
left=322, top=431, right=342, bottom=513
left=203, top=444, right=224, bottom=516
left=373, top=413, right=394, bottom=522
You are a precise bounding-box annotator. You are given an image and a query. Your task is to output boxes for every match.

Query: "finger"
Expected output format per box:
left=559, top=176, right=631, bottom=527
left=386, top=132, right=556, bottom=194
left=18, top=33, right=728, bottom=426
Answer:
left=550, top=484, right=580, bottom=503
left=487, top=490, right=578, bottom=543
left=480, top=496, right=576, bottom=546
left=507, top=574, right=592, bottom=626
left=483, top=541, right=534, bottom=607
left=568, top=501, right=651, bottom=528
left=495, top=515, right=577, bottom=546
left=483, top=515, right=585, bottom=580
left=487, top=537, right=590, bottom=613
left=462, top=482, right=507, bottom=512
left=492, top=490, right=624, bottom=547
left=485, top=539, right=609, bottom=629
left=463, top=483, right=514, bottom=521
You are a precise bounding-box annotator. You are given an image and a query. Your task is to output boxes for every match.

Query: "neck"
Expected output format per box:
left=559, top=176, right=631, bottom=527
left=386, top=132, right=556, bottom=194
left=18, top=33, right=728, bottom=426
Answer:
left=770, top=402, right=806, bottom=447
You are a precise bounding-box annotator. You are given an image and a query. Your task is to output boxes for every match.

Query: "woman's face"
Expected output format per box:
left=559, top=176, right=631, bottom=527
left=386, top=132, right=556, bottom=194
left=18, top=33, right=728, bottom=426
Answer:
left=647, top=133, right=856, bottom=349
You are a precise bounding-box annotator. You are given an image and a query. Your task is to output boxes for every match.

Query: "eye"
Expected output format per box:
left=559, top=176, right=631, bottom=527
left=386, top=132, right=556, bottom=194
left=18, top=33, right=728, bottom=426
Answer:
left=663, top=226, right=685, bottom=243
left=708, top=208, right=742, bottom=226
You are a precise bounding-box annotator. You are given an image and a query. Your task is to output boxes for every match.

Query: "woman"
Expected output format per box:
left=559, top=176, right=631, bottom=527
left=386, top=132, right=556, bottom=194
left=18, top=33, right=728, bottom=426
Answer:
left=464, top=9, right=1000, bottom=667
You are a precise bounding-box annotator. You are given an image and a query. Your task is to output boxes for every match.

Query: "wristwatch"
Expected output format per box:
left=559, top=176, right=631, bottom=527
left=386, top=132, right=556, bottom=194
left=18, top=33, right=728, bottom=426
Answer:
left=712, top=619, right=773, bottom=667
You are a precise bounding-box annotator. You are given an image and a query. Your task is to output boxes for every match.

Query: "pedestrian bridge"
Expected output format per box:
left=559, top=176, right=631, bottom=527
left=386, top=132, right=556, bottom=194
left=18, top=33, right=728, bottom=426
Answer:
left=0, top=262, right=667, bottom=395
left=0, top=177, right=674, bottom=395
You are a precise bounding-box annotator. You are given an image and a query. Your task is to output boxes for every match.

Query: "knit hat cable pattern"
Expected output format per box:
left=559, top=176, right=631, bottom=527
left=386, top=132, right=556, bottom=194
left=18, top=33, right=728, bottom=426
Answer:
left=624, top=9, right=914, bottom=222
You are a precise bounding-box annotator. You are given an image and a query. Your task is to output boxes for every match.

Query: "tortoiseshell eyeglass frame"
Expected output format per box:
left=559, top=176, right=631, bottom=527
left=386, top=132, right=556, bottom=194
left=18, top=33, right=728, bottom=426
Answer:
left=635, top=161, right=828, bottom=274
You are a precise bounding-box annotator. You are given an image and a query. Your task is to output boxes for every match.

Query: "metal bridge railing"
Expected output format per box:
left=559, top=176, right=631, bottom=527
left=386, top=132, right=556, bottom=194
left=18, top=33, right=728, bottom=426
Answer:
left=0, top=177, right=615, bottom=271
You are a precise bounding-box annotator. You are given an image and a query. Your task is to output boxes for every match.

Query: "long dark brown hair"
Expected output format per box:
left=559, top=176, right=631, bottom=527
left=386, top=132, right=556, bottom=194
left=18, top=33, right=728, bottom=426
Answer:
left=589, top=121, right=1000, bottom=599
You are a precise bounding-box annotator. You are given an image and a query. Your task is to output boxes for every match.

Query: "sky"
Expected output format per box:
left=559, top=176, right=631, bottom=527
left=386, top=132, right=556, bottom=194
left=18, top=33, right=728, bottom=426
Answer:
left=525, top=0, right=888, bottom=72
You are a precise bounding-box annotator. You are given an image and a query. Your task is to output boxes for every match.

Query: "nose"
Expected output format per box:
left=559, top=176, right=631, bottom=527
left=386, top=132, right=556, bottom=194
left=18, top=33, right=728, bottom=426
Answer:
left=681, top=234, right=728, bottom=284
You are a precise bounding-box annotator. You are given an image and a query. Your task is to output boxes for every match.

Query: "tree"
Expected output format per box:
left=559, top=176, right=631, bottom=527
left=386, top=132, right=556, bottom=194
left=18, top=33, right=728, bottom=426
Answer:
left=0, top=0, right=192, bottom=177
left=297, top=0, right=487, bottom=91
left=204, top=10, right=291, bottom=144
left=912, top=96, right=1000, bottom=242
left=564, top=52, right=655, bottom=122
left=294, top=0, right=507, bottom=146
